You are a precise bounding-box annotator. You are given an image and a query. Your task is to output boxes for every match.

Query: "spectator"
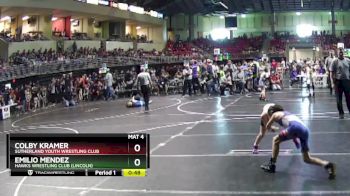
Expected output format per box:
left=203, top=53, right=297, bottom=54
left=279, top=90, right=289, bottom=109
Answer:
left=104, top=67, right=115, bottom=101
left=236, top=67, right=246, bottom=94
left=192, top=61, right=200, bottom=95
left=325, top=50, right=335, bottom=95
left=63, top=88, right=76, bottom=107
left=271, top=72, right=282, bottom=91
left=182, top=64, right=192, bottom=97
left=218, top=66, right=227, bottom=96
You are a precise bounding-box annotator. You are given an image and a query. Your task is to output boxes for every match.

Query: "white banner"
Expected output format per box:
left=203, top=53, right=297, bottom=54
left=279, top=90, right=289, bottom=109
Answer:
left=1, top=105, right=10, bottom=120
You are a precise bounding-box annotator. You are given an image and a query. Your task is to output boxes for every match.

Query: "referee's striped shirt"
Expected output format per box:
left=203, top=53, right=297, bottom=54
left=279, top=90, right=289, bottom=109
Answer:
left=136, top=72, right=152, bottom=86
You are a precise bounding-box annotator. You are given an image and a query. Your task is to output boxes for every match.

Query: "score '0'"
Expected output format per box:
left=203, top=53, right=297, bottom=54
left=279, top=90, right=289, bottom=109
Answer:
left=133, top=144, right=141, bottom=166
left=134, top=144, right=140, bottom=152
left=134, top=159, right=140, bottom=166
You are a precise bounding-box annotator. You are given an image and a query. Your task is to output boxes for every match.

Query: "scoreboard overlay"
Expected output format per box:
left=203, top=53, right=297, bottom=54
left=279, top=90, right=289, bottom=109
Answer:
left=6, top=133, right=150, bottom=176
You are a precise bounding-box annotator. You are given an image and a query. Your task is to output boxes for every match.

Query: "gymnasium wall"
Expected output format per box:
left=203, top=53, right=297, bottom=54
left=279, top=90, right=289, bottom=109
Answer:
left=22, top=16, right=39, bottom=34
left=137, top=43, right=165, bottom=51
left=8, top=41, right=56, bottom=57
left=63, top=40, right=100, bottom=50
left=105, top=41, right=133, bottom=51
left=0, top=0, right=163, bottom=26
left=71, top=20, right=83, bottom=33
left=288, top=48, right=314, bottom=62
left=129, top=24, right=167, bottom=47
left=168, top=11, right=350, bottom=40
left=38, top=15, right=52, bottom=39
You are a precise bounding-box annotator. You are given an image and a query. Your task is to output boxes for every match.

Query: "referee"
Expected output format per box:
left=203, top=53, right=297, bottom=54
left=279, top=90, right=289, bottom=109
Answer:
left=330, top=48, right=350, bottom=119
left=136, top=67, right=152, bottom=112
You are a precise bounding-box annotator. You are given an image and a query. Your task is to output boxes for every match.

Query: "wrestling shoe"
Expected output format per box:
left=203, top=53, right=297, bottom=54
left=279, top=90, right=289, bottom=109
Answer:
left=325, top=162, right=336, bottom=180
left=261, top=159, right=276, bottom=173
left=339, top=114, right=345, bottom=119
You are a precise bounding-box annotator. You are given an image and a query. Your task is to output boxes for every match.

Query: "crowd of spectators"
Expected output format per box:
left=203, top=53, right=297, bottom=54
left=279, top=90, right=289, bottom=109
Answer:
left=106, top=34, right=153, bottom=43
left=52, top=32, right=92, bottom=41
left=269, top=31, right=341, bottom=56
left=0, top=31, right=14, bottom=42
left=288, top=58, right=327, bottom=88
left=108, top=48, right=164, bottom=58
left=0, top=53, right=334, bottom=115
left=0, top=30, right=48, bottom=42
left=165, top=40, right=203, bottom=57
left=235, top=36, right=263, bottom=55
left=165, top=36, right=263, bottom=60
left=1, top=29, right=350, bottom=119
left=8, top=47, right=100, bottom=66
left=269, top=38, right=286, bottom=55
left=0, top=71, right=117, bottom=111
left=0, top=55, right=332, bottom=119
left=5, top=46, right=170, bottom=67
left=0, top=45, right=188, bottom=82
left=0, top=57, right=288, bottom=114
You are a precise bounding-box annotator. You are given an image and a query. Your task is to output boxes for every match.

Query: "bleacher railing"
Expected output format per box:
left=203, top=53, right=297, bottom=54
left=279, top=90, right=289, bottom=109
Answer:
left=0, top=55, right=189, bottom=82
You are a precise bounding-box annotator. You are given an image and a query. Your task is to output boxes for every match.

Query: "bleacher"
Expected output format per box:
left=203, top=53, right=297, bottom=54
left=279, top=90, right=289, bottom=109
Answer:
left=0, top=53, right=188, bottom=82
left=191, top=36, right=263, bottom=59
left=269, top=38, right=286, bottom=55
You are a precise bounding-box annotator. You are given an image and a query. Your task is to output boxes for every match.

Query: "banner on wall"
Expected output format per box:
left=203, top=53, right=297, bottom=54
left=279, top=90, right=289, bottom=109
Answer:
left=337, top=43, right=344, bottom=49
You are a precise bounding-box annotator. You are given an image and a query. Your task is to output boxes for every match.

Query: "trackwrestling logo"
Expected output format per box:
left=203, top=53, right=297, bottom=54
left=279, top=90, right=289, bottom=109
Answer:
left=27, top=170, right=33, bottom=176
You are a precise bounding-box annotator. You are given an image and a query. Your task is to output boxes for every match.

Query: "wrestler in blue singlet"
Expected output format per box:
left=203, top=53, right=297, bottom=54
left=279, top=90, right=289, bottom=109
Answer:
left=261, top=105, right=335, bottom=179
left=276, top=111, right=309, bottom=152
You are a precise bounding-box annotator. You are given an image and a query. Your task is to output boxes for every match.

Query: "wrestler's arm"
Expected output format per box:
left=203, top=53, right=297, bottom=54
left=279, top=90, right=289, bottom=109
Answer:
left=263, top=113, right=279, bottom=132
left=265, top=113, right=278, bottom=132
